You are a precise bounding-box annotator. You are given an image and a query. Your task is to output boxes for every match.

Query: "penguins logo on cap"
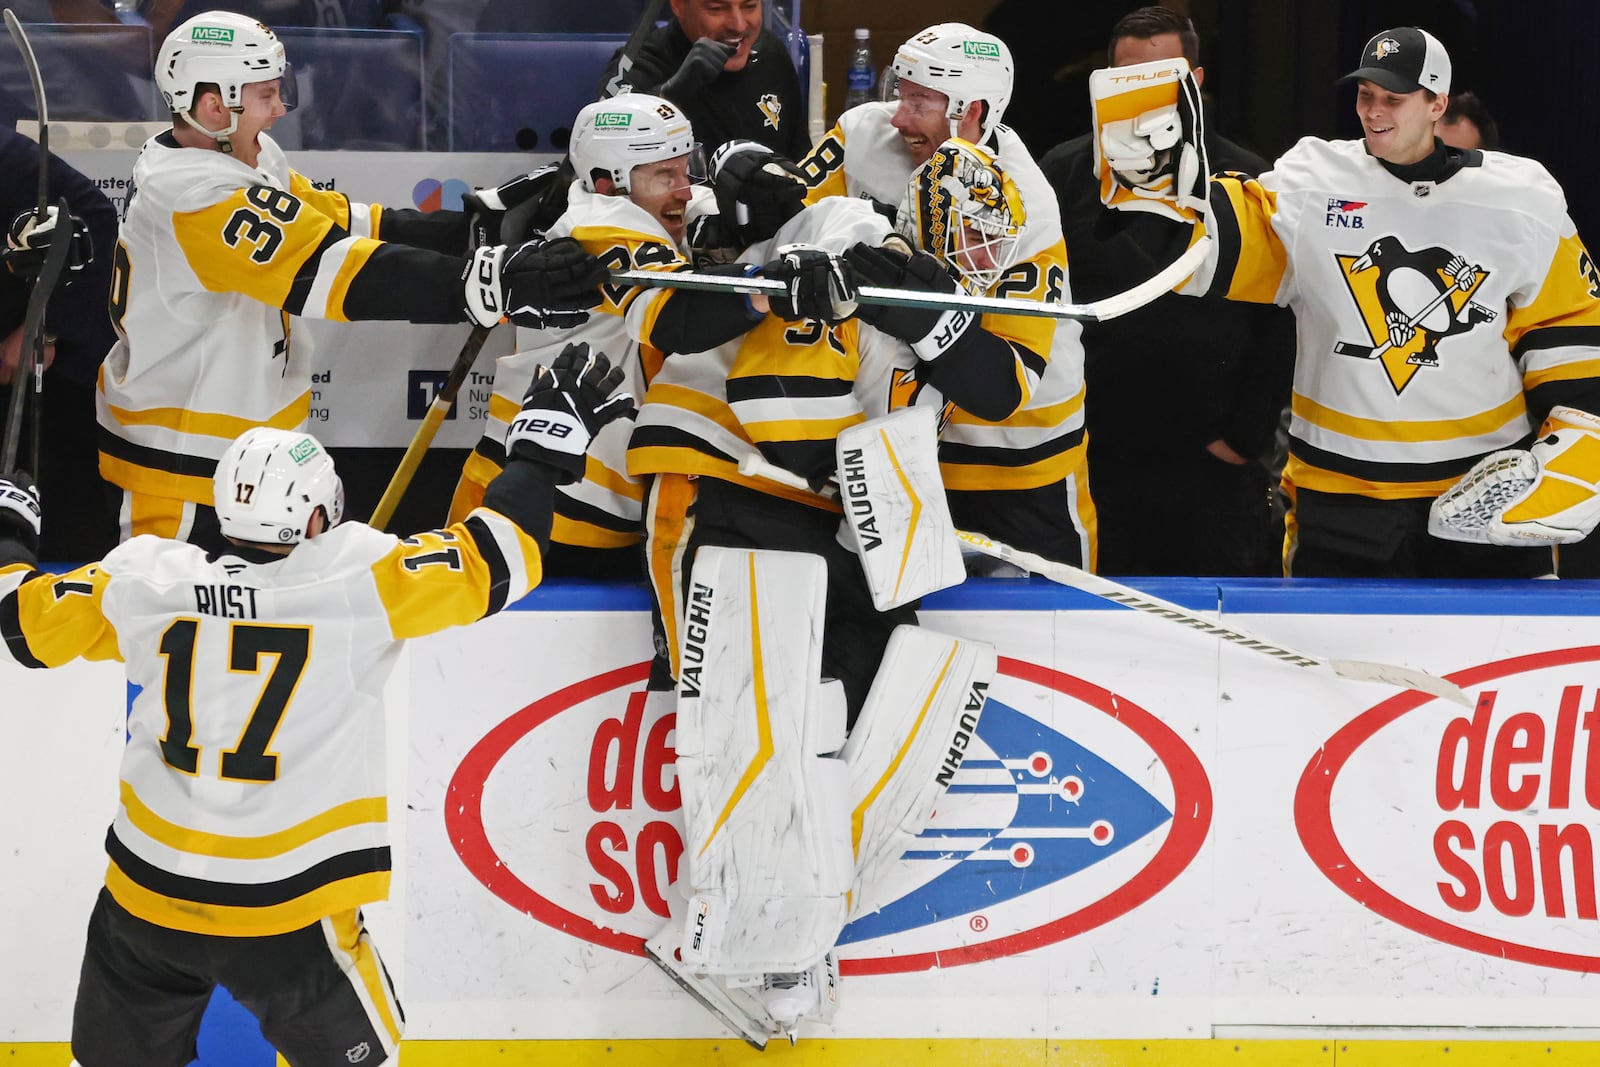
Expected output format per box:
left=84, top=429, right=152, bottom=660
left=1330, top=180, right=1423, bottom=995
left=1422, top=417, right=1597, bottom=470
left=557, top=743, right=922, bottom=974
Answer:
left=1372, top=37, right=1401, bottom=59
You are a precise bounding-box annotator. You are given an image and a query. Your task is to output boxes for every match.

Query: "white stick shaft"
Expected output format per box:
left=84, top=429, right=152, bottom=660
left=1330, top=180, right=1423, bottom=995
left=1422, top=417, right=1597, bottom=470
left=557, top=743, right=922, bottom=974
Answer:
left=732, top=453, right=1468, bottom=707
left=611, top=235, right=1209, bottom=323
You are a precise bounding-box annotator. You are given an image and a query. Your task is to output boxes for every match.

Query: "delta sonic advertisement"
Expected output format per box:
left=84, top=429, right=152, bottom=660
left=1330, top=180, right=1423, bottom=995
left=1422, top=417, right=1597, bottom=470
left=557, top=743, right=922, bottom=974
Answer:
left=399, top=597, right=1600, bottom=1038
left=400, top=602, right=1221, bottom=1038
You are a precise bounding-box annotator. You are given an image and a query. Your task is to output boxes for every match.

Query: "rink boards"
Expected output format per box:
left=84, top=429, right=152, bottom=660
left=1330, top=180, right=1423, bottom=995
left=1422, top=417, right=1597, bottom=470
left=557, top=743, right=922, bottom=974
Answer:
left=5, top=576, right=1600, bottom=1063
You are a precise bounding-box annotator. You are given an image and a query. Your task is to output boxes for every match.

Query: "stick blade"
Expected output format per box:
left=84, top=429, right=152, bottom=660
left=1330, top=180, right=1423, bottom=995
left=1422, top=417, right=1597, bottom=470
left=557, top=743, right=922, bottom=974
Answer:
left=1328, top=658, right=1472, bottom=707
left=1332, top=340, right=1377, bottom=358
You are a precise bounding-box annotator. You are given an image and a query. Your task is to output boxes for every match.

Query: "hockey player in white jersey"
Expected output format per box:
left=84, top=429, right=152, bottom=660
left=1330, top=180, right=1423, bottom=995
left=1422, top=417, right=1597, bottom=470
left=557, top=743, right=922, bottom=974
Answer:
left=102, top=10, right=609, bottom=553
left=1094, top=26, right=1600, bottom=576
left=0, top=343, right=631, bottom=1066
left=789, top=23, right=1096, bottom=568
left=449, top=93, right=862, bottom=579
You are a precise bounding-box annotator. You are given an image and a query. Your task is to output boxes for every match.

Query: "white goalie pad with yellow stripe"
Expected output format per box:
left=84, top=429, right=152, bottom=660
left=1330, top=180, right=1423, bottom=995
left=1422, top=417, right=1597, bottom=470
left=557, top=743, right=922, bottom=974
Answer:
left=675, top=547, right=854, bottom=974
left=1429, top=405, right=1600, bottom=546
left=836, top=407, right=966, bottom=611
left=840, top=624, right=996, bottom=919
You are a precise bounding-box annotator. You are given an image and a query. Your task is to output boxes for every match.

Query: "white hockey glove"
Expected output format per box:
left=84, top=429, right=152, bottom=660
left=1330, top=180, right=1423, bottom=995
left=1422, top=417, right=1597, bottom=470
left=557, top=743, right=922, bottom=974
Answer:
left=761, top=244, right=859, bottom=324
left=463, top=234, right=606, bottom=329
left=463, top=166, right=558, bottom=250
left=1090, top=57, right=1209, bottom=223
left=0, top=471, right=41, bottom=557
left=1429, top=405, right=1600, bottom=546
left=504, top=342, right=635, bottom=483
left=843, top=240, right=975, bottom=361
left=6, top=204, right=92, bottom=279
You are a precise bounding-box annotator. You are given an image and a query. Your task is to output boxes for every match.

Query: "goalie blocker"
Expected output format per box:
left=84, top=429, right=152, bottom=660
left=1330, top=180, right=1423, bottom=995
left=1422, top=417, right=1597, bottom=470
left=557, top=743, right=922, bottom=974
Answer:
left=659, top=546, right=994, bottom=1038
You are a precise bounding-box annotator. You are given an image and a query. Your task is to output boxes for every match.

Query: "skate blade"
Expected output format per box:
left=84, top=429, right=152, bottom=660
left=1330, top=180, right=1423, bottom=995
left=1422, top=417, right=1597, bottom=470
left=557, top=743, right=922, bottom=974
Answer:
left=645, top=938, right=775, bottom=1051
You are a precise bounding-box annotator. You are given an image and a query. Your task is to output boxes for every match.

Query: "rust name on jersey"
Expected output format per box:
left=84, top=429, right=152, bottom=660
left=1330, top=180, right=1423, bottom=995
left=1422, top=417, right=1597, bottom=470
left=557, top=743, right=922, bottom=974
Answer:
left=194, top=583, right=261, bottom=619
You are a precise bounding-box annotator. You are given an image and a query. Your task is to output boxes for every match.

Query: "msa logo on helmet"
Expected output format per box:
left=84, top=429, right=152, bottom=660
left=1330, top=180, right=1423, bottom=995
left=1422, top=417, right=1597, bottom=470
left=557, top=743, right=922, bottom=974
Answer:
left=191, top=26, right=236, bottom=43
left=288, top=438, right=319, bottom=464
left=446, top=655, right=1210, bottom=972
left=595, top=112, right=633, bottom=128
left=962, top=40, right=1002, bottom=59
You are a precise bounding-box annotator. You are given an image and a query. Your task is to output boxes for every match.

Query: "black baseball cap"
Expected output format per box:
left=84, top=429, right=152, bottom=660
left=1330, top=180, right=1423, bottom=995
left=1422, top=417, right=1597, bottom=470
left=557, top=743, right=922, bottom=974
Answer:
left=1339, top=27, right=1452, bottom=95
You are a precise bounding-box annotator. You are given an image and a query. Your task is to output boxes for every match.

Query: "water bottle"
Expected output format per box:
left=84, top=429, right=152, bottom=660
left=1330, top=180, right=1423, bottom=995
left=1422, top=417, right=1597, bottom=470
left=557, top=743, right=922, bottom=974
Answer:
left=844, top=28, right=875, bottom=110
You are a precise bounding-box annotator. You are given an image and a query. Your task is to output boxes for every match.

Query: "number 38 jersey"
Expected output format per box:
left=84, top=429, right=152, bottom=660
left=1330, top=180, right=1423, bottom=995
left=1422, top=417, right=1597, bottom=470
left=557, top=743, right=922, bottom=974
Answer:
left=0, top=507, right=541, bottom=937
left=100, top=130, right=467, bottom=505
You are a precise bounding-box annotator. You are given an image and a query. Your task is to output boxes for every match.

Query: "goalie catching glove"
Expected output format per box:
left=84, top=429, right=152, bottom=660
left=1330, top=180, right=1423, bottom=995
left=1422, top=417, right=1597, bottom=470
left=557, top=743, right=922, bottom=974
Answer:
left=844, top=238, right=977, bottom=361
left=6, top=204, right=92, bottom=280
left=1090, top=56, right=1209, bottom=223
left=761, top=244, right=859, bottom=324
left=0, top=471, right=41, bottom=559
left=1429, top=405, right=1600, bottom=546
left=463, top=234, right=607, bottom=329
left=504, top=342, right=635, bottom=484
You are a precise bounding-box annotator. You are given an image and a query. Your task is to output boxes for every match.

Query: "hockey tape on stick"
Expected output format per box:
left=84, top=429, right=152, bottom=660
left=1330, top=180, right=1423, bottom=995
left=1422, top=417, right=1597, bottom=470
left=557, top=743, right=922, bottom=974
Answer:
left=610, top=234, right=1210, bottom=323
left=369, top=324, right=492, bottom=531
left=732, top=451, right=1468, bottom=707
left=953, top=530, right=1471, bottom=707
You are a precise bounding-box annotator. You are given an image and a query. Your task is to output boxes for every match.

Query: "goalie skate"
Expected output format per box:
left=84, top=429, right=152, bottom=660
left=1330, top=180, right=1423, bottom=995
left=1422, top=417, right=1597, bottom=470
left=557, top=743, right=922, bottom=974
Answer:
left=645, top=926, right=778, bottom=1050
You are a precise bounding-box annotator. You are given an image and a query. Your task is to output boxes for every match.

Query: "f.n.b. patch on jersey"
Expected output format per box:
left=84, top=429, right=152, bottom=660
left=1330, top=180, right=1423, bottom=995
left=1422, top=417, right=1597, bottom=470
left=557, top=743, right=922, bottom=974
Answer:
left=1332, top=234, right=1498, bottom=394
left=1325, top=198, right=1367, bottom=228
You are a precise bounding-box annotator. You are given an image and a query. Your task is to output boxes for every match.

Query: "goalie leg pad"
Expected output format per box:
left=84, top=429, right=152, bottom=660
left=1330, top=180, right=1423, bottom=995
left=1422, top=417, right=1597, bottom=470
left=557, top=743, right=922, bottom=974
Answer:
left=676, top=547, right=854, bottom=974
left=836, top=406, right=965, bottom=611
left=646, top=924, right=777, bottom=1049
left=1430, top=406, right=1600, bottom=546
left=838, top=625, right=997, bottom=918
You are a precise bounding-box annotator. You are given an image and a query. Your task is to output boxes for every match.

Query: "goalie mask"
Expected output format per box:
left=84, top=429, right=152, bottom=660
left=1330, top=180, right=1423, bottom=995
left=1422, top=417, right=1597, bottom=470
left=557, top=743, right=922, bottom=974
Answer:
left=156, top=11, right=295, bottom=142
left=899, top=139, right=1025, bottom=294
left=570, top=93, right=706, bottom=196
left=214, top=427, right=344, bottom=546
left=891, top=23, right=1014, bottom=143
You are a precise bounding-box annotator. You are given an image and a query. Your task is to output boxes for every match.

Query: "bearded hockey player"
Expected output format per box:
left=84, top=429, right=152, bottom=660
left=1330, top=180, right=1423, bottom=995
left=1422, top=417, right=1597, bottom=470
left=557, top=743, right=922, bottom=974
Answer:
left=1094, top=26, right=1600, bottom=577
left=789, top=23, right=1095, bottom=567
left=0, top=344, right=632, bottom=1067
left=101, top=10, right=607, bottom=552
left=449, top=93, right=857, bottom=578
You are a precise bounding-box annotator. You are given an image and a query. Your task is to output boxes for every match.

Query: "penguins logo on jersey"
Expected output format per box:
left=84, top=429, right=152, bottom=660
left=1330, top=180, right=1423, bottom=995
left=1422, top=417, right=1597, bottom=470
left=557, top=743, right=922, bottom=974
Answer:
left=1333, top=235, right=1498, bottom=394
left=757, top=93, right=782, bottom=130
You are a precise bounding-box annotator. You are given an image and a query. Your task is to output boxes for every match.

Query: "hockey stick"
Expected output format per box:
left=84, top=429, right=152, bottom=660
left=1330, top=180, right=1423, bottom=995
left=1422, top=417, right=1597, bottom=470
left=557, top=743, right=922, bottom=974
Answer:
left=0, top=200, right=68, bottom=474
left=608, top=233, right=1210, bottom=323
left=3, top=10, right=48, bottom=216
left=602, top=0, right=669, bottom=98
left=732, top=451, right=1470, bottom=707
left=1332, top=265, right=1481, bottom=360
left=369, top=324, right=491, bottom=531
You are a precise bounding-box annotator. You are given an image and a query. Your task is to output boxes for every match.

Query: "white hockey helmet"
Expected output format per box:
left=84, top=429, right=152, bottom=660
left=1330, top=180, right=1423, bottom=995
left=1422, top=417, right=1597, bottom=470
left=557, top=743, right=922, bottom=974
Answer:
left=213, top=427, right=344, bottom=546
left=899, top=139, right=1026, bottom=294
left=156, top=11, right=292, bottom=140
left=569, top=93, right=702, bottom=194
left=892, top=23, right=1014, bottom=143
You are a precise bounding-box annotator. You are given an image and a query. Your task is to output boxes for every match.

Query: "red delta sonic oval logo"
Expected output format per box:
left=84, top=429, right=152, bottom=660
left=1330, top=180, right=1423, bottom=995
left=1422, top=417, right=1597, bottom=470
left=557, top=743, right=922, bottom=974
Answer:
left=446, top=656, right=1211, bottom=972
left=1297, top=646, right=1600, bottom=974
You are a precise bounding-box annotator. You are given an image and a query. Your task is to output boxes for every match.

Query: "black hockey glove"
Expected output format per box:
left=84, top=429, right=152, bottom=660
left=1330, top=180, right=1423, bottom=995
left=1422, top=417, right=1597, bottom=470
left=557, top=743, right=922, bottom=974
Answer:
left=686, top=213, right=744, bottom=267
left=709, top=139, right=807, bottom=246
left=762, top=244, right=859, bottom=324
left=505, top=343, right=636, bottom=484
left=463, top=235, right=607, bottom=329
left=660, top=37, right=735, bottom=96
left=844, top=240, right=976, bottom=361
left=6, top=205, right=91, bottom=281
left=0, top=470, right=41, bottom=560
left=463, top=166, right=559, bottom=251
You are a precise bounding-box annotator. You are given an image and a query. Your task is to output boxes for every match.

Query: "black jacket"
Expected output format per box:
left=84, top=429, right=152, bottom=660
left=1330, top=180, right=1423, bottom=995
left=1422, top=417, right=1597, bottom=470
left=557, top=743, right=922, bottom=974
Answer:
left=1040, top=131, right=1296, bottom=463
left=601, top=20, right=808, bottom=159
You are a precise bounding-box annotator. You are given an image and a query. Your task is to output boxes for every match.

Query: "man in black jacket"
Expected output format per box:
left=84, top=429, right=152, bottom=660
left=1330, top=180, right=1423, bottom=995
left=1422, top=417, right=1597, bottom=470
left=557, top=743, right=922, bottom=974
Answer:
left=600, top=0, right=808, bottom=159
left=1039, top=6, right=1296, bottom=576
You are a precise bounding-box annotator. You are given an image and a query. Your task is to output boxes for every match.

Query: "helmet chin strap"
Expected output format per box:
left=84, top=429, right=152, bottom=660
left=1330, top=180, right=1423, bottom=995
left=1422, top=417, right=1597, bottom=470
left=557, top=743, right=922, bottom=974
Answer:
left=180, top=107, right=242, bottom=153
